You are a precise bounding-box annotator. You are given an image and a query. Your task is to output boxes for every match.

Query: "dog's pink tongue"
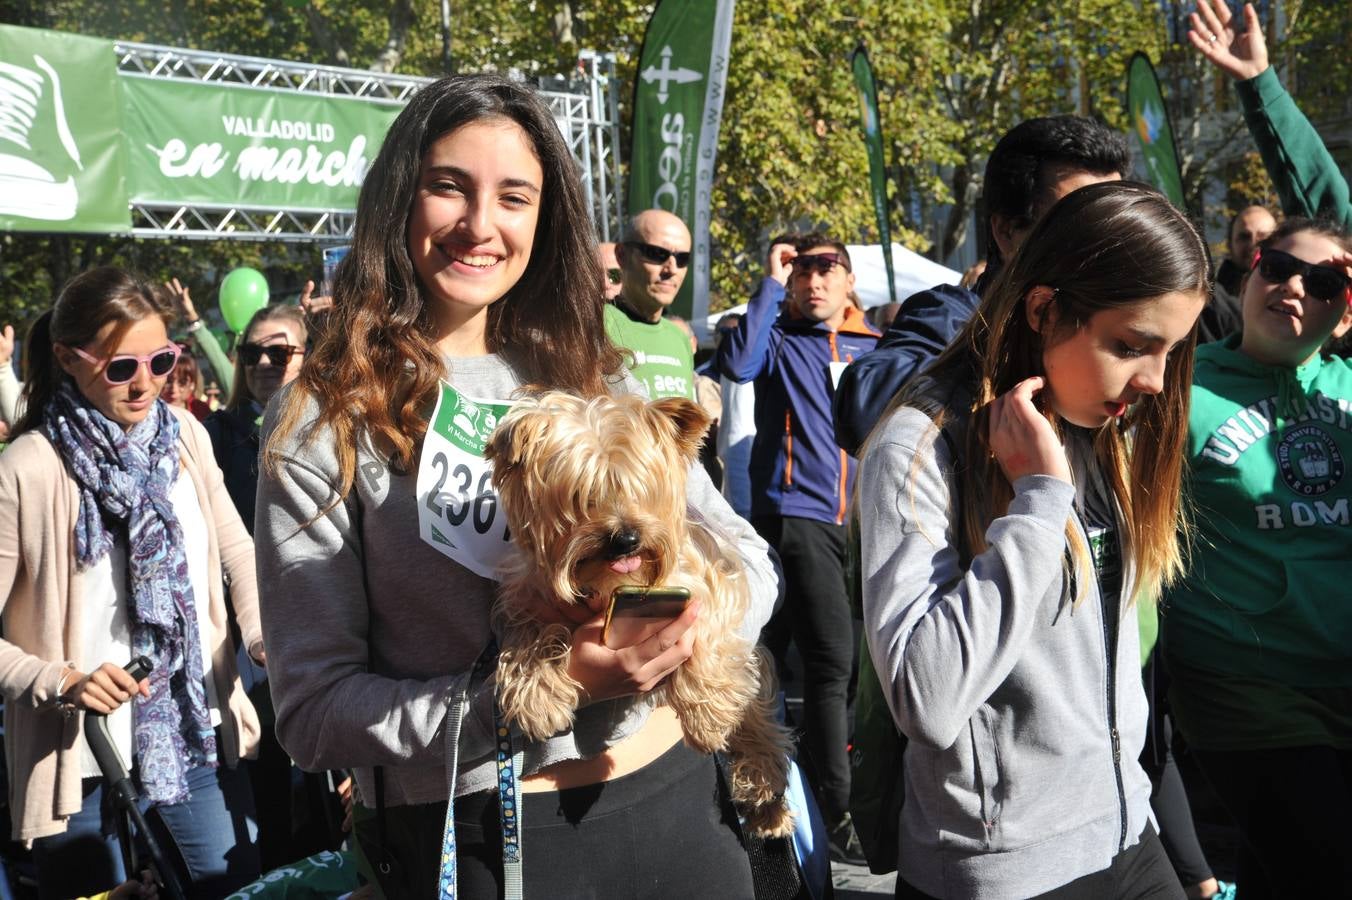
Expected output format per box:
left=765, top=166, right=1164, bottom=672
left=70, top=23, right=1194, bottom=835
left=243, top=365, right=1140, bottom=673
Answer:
left=609, top=556, right=643, bottom=575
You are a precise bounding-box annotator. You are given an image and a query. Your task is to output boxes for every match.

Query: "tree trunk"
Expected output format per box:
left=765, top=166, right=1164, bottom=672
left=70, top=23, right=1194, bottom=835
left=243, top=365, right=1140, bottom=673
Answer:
left=371, top=0, right=415, bottom=73
left=305, top=3, right=351, bottom=67
left=939, top=161, right=976, bottom=262
left=48, top=236, right=73, bottom=294
left=554, top=3, right=575, bottom=45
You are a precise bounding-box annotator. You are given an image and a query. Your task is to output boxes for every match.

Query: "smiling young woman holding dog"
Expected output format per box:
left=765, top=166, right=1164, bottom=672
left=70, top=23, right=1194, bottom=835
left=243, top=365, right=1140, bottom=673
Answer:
left=858, top=182, right=1208, bottom=899
left=255, top=76, right=779, bottom=897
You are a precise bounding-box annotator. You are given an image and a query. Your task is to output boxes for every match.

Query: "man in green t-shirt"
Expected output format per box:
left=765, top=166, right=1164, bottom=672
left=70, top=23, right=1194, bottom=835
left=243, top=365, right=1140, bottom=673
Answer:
left=604, top=209, right=697, bottom=401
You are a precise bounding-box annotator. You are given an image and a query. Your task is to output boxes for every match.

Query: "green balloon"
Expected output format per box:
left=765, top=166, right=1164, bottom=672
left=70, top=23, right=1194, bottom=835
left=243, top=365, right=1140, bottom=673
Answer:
left=218, top=267, right=270, bottom=333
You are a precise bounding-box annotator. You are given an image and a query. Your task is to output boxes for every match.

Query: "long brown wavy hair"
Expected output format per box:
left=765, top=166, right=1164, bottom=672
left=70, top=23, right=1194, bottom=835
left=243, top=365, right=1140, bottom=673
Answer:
left=266, top=75, right=623, bottom=499
left=892, top=181, right=1209, bottom=602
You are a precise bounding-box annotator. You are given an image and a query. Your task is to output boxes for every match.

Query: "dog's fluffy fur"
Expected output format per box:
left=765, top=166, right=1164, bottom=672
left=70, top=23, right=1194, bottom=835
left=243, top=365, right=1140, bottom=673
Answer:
left=485, top=391, right=793, bottom=837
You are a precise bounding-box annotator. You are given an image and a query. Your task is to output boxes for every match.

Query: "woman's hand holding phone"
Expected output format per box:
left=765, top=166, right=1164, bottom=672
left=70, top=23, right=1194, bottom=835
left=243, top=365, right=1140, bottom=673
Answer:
left=565, top=600, right=701, bottom=703
left=988, top=376, right=1072, bottom=485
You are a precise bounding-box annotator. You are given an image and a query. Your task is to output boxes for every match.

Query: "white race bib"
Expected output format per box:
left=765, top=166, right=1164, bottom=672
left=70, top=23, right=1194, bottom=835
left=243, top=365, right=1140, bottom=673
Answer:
left=416, top=381, right=514, bottom=579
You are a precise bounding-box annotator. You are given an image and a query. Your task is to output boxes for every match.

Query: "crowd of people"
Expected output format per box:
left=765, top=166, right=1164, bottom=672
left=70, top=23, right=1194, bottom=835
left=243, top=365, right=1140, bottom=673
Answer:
left=0, top=2, right=1347, bottom=898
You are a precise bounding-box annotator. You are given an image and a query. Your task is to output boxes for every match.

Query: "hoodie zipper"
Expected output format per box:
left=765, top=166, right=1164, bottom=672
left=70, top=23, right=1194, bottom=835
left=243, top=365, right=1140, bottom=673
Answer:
left=1074, top=507, right=1129, bottom=853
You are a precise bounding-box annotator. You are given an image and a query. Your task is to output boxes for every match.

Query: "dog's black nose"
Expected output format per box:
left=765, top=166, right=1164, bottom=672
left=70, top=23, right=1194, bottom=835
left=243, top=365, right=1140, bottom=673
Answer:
left=606, top=528, right=642, bottom=558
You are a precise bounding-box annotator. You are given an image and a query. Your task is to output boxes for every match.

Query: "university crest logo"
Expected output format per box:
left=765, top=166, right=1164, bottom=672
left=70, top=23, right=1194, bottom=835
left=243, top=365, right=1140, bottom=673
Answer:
left=1277, top=424, right=1343, bottom=496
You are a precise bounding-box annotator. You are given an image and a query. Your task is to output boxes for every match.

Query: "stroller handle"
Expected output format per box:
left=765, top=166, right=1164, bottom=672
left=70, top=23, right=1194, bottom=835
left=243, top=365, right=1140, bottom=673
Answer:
left=82, top=657, right=188, bottom=900
left=84, top=656, right=153, bottom=788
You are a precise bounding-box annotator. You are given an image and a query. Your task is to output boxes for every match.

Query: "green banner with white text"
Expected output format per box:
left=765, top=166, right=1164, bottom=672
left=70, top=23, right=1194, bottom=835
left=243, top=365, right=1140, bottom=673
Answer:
left=852, top=43, right=896, bottom=304
left=120, top=76, right=402, bottom=210
left=628, top=0, right=736, bottom=331
left=0, top=22, right=404, bottom=235
left=1126, top=52, right=1185, bottom=208
left=0, top=25, right=130, bottom=232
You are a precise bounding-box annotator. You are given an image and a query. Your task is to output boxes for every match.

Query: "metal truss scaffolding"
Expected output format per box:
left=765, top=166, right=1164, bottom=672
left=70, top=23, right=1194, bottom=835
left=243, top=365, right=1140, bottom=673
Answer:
left=114, top=41, right=624, bottom=243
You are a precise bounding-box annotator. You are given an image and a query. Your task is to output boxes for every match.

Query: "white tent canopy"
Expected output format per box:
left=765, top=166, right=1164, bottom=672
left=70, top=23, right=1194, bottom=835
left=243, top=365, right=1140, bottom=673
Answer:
left=705, top=242, right=961, bottom=332
left=847, top=243, right=962, bottom=309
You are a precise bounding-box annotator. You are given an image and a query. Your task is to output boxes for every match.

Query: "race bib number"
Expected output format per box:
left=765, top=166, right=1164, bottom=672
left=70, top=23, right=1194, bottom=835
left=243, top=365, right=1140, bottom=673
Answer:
left=416, top=382, right=514, bottom=579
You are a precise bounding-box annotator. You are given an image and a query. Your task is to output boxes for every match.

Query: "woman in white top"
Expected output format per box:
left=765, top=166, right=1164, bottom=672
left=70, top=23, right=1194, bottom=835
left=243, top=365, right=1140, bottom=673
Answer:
left=0, top=267, right=263, bottom=900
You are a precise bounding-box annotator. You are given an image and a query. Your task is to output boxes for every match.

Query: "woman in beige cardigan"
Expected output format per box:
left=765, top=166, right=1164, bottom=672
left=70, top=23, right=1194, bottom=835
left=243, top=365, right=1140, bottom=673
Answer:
left=0, top=268, right=262, bottom=900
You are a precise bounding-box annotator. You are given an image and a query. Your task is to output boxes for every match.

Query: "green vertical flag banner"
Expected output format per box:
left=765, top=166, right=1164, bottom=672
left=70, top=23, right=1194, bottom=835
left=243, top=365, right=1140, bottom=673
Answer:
left=1126, top=52, right=1185, bottom=208
left=0, top=24, right=130, bottom=232
left=119, top=76, right=401, bottom=210
left=851, top=43, right=896, bottom=304
left=628, top=0, right=736, bottom=332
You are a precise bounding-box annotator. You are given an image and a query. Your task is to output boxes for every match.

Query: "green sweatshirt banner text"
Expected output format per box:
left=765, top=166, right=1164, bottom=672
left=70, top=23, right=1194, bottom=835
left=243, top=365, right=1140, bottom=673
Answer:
left=627, top=0, right=736, bottom=330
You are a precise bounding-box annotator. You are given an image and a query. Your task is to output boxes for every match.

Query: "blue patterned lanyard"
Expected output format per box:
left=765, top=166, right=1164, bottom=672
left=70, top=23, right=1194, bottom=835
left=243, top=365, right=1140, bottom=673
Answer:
left=438, top=643, right=524, bottom=900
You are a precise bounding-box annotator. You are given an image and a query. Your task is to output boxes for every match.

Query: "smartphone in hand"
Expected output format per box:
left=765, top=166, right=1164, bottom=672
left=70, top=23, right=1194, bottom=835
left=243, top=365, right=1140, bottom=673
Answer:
left=602, top=586, right=692, bottom=650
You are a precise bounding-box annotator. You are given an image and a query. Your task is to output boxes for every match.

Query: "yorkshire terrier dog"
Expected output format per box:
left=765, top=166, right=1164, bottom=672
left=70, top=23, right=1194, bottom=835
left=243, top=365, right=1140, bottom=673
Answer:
left=485, top=391, right=793, bottom=837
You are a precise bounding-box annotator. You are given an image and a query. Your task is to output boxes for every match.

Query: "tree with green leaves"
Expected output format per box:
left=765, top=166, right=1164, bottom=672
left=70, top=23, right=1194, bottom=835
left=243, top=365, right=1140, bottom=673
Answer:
left=708, top=1, right=1165, bottom=307
left=2, top=0, right=1346, bottom=328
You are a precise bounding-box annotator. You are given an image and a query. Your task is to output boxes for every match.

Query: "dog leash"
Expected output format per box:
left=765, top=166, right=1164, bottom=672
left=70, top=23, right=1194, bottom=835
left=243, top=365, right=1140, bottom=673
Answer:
left=439, top=641, right=525, bottom=900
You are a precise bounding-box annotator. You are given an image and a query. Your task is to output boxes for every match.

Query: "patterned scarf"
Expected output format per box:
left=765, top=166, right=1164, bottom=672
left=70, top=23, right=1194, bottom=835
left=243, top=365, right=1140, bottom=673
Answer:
left=44, top=380, right=217, bottom=804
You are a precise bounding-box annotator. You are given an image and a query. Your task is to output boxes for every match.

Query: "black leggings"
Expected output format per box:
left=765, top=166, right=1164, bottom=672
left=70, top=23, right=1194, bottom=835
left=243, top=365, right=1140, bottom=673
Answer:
left=1139, top=647, right=1213, bottom=887
left=894, top=826, right=1184, bottom=899
left=1191, top=744, right=1352, bottom=899
left=362, top=741, right=755, bottom=899
left=1145, top=746, right=1213, bottom=886
left=755, top=514, right=855, bottom=822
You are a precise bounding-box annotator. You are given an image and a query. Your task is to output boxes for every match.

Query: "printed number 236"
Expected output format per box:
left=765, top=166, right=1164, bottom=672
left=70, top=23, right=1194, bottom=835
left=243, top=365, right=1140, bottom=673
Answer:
left=425, top=452, right=509, bottom=539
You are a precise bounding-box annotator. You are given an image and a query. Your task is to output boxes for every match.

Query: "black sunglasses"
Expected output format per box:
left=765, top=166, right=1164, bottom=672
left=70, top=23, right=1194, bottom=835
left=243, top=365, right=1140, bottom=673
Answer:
left=790, top=252, right=849, bottom=276
left=1253, top=247, right=1351, bottom=304
left=238, top=343, right=304, bottom=367
left=625, top=241, right=691, bottom=268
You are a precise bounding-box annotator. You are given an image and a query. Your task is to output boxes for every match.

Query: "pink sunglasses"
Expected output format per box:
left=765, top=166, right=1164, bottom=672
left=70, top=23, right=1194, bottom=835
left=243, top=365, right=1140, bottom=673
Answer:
left=71, top=344, right=181, bottom=385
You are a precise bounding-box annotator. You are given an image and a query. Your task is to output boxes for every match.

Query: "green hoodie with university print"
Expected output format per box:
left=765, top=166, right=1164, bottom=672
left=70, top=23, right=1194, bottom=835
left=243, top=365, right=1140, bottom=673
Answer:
left=1165, top=336, right=1352, bottom=688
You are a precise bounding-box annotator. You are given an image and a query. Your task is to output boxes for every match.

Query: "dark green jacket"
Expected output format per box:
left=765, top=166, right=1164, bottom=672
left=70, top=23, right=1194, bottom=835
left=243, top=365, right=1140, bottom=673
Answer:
left=1238, top=67, right=1350, bottom=228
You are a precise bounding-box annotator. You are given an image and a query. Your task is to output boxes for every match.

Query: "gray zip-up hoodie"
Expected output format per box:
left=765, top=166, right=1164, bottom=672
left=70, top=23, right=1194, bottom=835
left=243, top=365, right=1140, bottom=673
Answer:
left=858, top=385, right=1152, bottom=899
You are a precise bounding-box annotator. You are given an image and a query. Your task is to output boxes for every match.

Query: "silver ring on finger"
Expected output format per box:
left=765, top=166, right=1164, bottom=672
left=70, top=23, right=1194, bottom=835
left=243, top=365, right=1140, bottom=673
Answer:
left=1208, top=33, right=1218, bottom=43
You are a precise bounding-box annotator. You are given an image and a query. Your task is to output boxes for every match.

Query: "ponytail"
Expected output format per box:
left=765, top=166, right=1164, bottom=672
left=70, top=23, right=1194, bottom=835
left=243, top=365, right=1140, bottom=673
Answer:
left=12, top=311, right=57, bottom=437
